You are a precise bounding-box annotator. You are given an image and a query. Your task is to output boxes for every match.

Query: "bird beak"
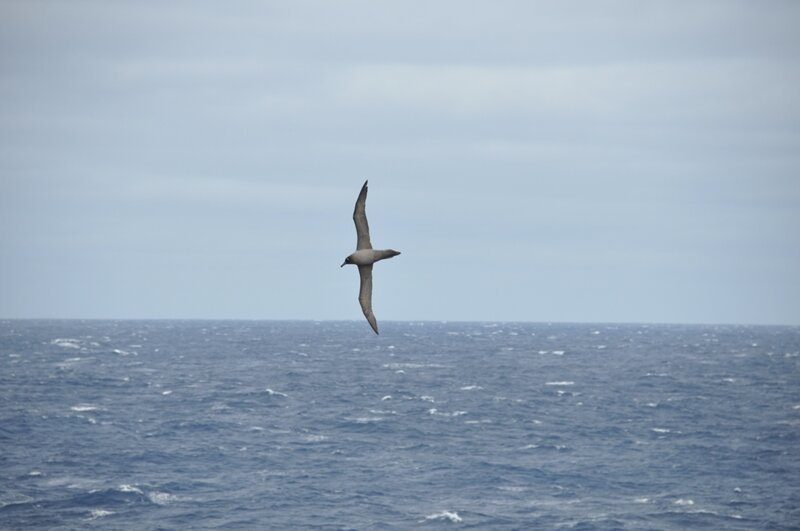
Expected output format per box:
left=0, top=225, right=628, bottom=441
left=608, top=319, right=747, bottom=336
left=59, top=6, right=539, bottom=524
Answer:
left=340, top=261, right=347, bottom=267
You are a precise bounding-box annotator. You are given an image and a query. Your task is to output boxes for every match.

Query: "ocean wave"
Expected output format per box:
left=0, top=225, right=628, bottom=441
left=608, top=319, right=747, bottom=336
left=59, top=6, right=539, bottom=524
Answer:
left=423, top=510, right=462, bottom=523
left=51, top=338, right=82, bottom=349
left=70, top=404, right=99, bottom=412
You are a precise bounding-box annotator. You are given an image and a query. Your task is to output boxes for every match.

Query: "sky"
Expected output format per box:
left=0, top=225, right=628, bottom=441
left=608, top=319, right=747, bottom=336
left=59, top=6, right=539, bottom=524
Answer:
left=1, top=1, right=799, bottom=325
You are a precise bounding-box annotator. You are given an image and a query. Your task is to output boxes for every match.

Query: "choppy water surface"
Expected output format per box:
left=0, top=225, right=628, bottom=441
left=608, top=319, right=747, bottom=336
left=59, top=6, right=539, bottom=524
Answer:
left=1, top=320, right=799, bottom=529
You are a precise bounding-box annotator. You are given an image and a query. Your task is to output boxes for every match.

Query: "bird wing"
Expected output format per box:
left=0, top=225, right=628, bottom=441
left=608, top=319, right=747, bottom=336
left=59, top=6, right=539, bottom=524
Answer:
left=353, top=180, right=372, bottom=250
left=358, top=265, right=379, bottom=334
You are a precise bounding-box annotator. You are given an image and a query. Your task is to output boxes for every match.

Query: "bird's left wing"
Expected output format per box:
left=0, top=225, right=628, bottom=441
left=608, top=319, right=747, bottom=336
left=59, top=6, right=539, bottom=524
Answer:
left=358, top=265, right=379, bottom=334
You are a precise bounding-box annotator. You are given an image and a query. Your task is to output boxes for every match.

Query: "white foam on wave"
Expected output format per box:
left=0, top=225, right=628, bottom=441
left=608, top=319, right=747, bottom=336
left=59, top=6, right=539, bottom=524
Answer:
left=265, top=388, right=288, bottom=397
left=148, top=491, right=180, bottom=505
left=381, top=395, right=392, bottom=401
left=383, top=362, right=446, bottom=369
left=498, top=485, right=527, bottom=492
left=545, top=381, right=575, bottom=386
left=89, top=509, right=114, bottom=519
left=423, top=510, right=462, bottom=523
left=429, top=408, right=467, bottom=417
left=460, top=385, right=483, bottom=391
left=52, top=338, right=82, bottom=349
left=634, top=497, right=650, bottom=503
left=651, top=428, right=671, bottom=434
left=70, top=404, right=99, bottom=412
left=118, top=484, right=144, bottom=494
left=674, top=498, right=694, bottom=506
left=370, top=408, right=397, bottom=415
left=351, top=416, right=383, bottom=423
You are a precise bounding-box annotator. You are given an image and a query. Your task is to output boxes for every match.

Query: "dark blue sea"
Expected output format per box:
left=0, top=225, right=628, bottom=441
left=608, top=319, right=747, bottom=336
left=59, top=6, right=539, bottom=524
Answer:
left=1, top=320, right=799, bottom=529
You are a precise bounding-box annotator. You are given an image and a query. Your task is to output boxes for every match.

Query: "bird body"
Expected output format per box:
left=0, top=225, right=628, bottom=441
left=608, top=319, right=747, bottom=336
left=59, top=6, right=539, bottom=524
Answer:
left=342, top=248, right=401, bottom=267
left=341, top=181, right=400, bottom=334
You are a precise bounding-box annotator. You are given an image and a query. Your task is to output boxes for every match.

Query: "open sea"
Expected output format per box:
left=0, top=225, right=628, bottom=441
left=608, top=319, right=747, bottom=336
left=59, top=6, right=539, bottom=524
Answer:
left=1, top=320, right=799, bottom=529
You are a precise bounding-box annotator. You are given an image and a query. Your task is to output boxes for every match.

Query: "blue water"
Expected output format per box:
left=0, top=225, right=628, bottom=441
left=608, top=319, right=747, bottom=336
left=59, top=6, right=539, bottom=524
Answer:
left=1, top=320, right=799, bottom=529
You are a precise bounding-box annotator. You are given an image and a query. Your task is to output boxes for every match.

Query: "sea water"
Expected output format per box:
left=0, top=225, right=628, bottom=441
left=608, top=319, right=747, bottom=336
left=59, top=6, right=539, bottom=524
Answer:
left=1, top=320, right=799, bottom=529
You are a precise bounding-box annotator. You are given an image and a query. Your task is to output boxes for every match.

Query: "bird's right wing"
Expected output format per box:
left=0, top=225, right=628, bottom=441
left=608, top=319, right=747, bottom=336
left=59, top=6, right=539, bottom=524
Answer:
left=358, top=265, right=379, bottom=334
left=353, top=180, right=372, bottom=250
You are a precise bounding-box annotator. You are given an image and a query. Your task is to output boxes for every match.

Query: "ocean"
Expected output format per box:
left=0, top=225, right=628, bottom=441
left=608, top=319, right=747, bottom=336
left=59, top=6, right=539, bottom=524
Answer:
left=1, top=320, right=798, bottom=529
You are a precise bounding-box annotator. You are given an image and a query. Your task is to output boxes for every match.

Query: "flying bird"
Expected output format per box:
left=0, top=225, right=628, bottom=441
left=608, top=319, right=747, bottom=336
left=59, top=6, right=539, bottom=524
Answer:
left=341, top=180, right=401, bottom=334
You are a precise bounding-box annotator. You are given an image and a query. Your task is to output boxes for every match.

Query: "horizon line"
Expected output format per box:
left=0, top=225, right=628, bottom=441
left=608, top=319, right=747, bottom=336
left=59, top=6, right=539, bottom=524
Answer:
left=1, top=317, right=797, bottom=328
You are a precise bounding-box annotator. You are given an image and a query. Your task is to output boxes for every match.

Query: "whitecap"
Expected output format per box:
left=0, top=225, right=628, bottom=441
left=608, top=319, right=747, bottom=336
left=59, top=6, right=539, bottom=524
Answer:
left=634, top=497, right=650, bottom=503
left=89, top=509, right=114, bottom=519
left=265, top=388, right=288, bottom=397
left=429, top=409, right=467, bottom=417
left=161, top=390, right=172, bottom=396
left=545, top=381, right=575, bottom=386
left=381, top=395, right=392, bottom=401
left=460, top=385, right=483, bottom=391
left=51, top=338, right=81, bottom=349
left=651, top=428, right=671, bottom=434
left=118, top=484, right=144, bottom=494
left=420, top=395, right=435, bottom=402
left=552, top=350, right=565, bottom=355
left=674, top=498, right=694, bottom=506
left=498, top=485, right=527, bottom=492
left=423, top=510, right=462, bottom=523
left=70, top=404, right=99, bottom=412
left=383, top=362, right=445, bottom=369
left=147, top=491, right=179, bottom=505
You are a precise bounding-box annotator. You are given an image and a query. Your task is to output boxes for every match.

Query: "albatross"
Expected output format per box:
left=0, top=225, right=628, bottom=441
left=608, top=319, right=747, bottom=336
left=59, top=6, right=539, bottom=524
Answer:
left=340, top=180, right=400, bottom=334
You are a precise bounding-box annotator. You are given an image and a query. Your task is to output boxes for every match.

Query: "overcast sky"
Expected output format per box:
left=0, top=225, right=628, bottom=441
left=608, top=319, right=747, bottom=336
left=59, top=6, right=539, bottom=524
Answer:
left=1, top=1, right=799, bottom=325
